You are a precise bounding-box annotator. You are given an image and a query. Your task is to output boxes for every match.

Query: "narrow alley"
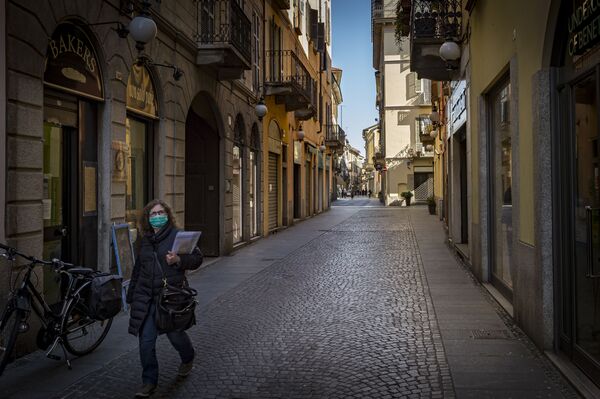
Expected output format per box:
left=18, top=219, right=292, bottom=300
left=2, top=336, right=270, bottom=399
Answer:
left=0, top=204, right=579, bottom=398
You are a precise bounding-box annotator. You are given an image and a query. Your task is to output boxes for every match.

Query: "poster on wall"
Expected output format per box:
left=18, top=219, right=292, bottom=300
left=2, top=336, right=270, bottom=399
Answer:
left=111, top=140, right=130, bottom=182
left=44, top=23, right=103, bottom=100
left=111, top=223, right=135, bottom=310
left=83, top=162, right=97, bottom=216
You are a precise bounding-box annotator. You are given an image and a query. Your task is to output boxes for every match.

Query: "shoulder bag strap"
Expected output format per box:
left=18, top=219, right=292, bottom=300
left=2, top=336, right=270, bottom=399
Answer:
left=153, top=252, right=168, bottom=287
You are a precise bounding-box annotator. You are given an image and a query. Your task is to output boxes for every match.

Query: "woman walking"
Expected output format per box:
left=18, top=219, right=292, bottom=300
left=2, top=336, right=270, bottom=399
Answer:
left=126, top=199, right=203, bottom=397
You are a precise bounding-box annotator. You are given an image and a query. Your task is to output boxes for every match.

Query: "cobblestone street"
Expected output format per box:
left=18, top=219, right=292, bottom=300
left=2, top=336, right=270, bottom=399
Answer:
left=2, top=205, right=580, bottom=398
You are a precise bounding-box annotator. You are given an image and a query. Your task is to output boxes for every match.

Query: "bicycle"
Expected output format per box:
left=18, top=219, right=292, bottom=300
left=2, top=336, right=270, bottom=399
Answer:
left=0, top=243, right=113, bottom=376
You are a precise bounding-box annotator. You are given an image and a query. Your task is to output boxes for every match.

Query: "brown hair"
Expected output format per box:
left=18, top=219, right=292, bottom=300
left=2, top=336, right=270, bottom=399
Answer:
left=140, top=199, right=178, bottom=234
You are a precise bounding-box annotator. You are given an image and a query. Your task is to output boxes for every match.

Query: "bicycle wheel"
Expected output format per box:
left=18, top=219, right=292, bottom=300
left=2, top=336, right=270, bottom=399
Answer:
left=0, top=303, right=22, bottom=376
left=62, top=299, right=112, bottom=356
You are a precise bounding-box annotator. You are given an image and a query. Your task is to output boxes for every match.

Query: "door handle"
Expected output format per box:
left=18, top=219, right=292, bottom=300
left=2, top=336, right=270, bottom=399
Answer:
left=54, top=226, right=68, bottom=237
left=585, top=206, right=600, bottom=278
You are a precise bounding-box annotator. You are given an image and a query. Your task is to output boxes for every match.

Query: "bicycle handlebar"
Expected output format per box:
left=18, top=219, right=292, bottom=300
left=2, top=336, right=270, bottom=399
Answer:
left=0, top=242, right=74, bottom=269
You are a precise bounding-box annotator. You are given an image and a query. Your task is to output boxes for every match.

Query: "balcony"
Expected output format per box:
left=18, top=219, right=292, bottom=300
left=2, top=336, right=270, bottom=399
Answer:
left=196, top=0, right=252, bottom=80
left=265, top=50, right=316, bottom=118
left=273, top=0, right=290, bottom=9
left=325, top=124, right=346, bottom=153
left=408, top=0, right=462, bottom=81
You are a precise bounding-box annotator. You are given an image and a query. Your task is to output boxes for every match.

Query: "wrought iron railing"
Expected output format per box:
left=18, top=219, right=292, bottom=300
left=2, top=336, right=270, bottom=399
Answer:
left=196, top=0, right=252, bottom=62
left=325, top=124, right=346, bottom=146
left=371, top=0, right=397, bottom=19
left=411, top=0, right=461, bottom=40
left=265, top=50, right=314, bottom=104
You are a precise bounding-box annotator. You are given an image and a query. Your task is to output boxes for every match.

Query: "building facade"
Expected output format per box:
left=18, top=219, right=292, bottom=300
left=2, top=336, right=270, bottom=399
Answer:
left=402, top=0, right=600, bottom=391
left=1, top=0, right=340, bottom=355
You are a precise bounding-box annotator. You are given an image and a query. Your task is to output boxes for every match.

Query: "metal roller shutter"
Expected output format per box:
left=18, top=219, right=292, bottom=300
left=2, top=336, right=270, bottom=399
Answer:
left=268, top=152, right=278, bottom=231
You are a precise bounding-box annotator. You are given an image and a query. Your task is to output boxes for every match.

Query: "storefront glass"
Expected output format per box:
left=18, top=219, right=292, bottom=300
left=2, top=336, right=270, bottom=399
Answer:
left=491, top=80, right=513, bottom=292
left=233, top=145, right=242, bottom=244
left=125, top=117, right=148, bottom=236
left=572, top=75, right=600, bottom=372
left=43, top=123, right=63, bottom=262
left=249, top=150, right=258, bottom=237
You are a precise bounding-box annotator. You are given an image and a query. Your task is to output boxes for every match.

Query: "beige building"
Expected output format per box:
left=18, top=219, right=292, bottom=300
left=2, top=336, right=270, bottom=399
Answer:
left=401, top=0, right=600, bottom=391
left=372, top=0, right=434, bottom=206
left=0, top=0, right=342, bottom=355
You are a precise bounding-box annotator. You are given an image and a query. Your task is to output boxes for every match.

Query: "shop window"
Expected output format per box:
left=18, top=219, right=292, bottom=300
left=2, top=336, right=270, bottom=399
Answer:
left=125, top=117, right=151, bottom=237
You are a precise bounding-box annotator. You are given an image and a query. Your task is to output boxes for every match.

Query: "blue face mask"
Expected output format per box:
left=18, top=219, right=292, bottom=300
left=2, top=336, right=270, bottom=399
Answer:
left=149, top=214, right=169, bottom=229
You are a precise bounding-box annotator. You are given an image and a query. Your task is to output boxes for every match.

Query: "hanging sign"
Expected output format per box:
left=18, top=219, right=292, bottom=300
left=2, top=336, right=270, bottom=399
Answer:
left=568, top=0, right=600, bottom=56
left=44, top=23, right=103, bottom=100
left=127, top=64, right=158, bottom=118
left=449, top=80, right=467, bottom=136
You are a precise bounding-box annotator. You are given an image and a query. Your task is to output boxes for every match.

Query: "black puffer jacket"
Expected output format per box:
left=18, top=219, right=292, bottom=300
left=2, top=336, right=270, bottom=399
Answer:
left=127, top=224, right=203, bottom=336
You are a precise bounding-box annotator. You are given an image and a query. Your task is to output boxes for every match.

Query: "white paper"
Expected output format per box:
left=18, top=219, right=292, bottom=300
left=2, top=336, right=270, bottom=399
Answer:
left=171, top=231, right=201, bottom=255
left=42, top=199, right=52, bottom=220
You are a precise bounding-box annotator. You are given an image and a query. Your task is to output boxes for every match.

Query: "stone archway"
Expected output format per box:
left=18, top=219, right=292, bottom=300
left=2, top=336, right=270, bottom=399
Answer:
left=185, top=92, right=222, bottom=256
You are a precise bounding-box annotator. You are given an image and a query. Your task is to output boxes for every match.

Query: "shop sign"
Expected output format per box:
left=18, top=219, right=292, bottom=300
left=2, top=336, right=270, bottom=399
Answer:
left=294, top=141, right=302, bottom=164
left=268, top=137, right=281, bottom=154
left=568, top=0, right=600, bottom=56
left=449, top=80, right=467, bottom=136
left=44, top=23, right=103, bottom=100
left=127, top=64, right=158, bottom=118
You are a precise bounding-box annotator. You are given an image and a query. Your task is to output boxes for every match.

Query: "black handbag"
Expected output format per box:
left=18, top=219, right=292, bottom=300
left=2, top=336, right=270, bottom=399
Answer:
left=153, top=253, right=197, bottom=333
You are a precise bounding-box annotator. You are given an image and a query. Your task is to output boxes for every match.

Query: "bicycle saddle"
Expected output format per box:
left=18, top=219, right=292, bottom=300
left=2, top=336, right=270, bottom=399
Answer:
left=68, top=267, right=95, bottom=275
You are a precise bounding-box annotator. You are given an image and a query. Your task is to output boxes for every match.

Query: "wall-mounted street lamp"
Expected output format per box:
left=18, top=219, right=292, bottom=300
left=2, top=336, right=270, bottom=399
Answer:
left=255, top=97, right=268, bottom=121
left=439, top=39, right=460, bottom=70
left=136, top=55, right=183, bottom=81
left=297, top=124, right=305, bottom=141
left=129, top=0, right=157, bottom=52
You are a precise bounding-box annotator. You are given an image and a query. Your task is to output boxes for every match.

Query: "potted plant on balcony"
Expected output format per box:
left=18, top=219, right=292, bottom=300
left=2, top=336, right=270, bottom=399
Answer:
left=401, top=191, right=413, bottom=206
left=427, top=195, right=436, bottom=215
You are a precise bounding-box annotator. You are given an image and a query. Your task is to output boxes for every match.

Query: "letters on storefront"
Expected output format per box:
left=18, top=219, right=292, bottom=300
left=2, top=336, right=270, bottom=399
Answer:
left=127, top=64, right=158, bottom=118
left=44, top=23, right=103, bottom=100
left=568, top=0, right=600, bottom=56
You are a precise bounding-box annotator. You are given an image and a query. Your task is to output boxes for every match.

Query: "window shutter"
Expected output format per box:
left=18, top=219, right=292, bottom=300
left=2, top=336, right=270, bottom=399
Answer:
left=406, top=72, right=416, bottom=99
left=309, top=8, right=318, bottom=44
left=317, top=22, right=325, bottom=53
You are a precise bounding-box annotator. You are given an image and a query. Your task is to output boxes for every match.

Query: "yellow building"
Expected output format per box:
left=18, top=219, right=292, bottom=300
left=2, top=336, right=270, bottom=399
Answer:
left=261, top=0, right=335, bottom=235
left=401, top=0, right=600, bottom=390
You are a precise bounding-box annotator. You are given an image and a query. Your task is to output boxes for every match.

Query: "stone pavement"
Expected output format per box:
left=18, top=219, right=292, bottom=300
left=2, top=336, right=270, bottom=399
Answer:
left=0, top=203, right=581, bottom=398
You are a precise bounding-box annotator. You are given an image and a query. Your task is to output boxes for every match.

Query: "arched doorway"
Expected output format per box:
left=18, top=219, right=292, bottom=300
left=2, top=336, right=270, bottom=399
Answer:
left=185, top=94, right=221, bottom=256
left=42, top=22, right=103, bottom=280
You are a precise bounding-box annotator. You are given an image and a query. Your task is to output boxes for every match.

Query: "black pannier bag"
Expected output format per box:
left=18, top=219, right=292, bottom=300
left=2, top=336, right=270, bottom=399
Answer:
left=88, top=274, right=123, bottom=320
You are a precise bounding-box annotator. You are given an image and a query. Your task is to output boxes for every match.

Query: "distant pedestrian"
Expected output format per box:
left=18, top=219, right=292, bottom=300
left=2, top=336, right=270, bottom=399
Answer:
left=368, top=189, right=372, bottom=197
left=127, top=199, right=203, bottom=397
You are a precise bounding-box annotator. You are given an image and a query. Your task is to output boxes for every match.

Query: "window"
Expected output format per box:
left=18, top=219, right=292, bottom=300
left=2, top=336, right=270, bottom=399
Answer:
left=489, top=77, right=513, bottom=294
left=252, top=11, right=261, bottom=91
left=232, top=145, right=243, bottom=244
left=406, top=72, right=422, bottom=99
left=199, top=1, right=215, bottom=43
left=125, top=117, right=152, bottom=235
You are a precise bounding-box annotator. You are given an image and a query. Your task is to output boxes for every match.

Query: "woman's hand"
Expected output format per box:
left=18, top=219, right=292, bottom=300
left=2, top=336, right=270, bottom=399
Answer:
left=166, top=251, right=181, bottom=266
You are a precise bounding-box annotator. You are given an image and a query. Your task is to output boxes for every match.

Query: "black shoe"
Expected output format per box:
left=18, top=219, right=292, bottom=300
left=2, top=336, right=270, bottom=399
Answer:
left=134, top=384, right=156, bottom=398
left=178, top=361, right=194, bottom=377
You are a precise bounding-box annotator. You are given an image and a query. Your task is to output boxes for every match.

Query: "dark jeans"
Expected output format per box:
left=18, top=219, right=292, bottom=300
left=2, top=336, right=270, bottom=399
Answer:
left=139, top=302, right=195, bottom=385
